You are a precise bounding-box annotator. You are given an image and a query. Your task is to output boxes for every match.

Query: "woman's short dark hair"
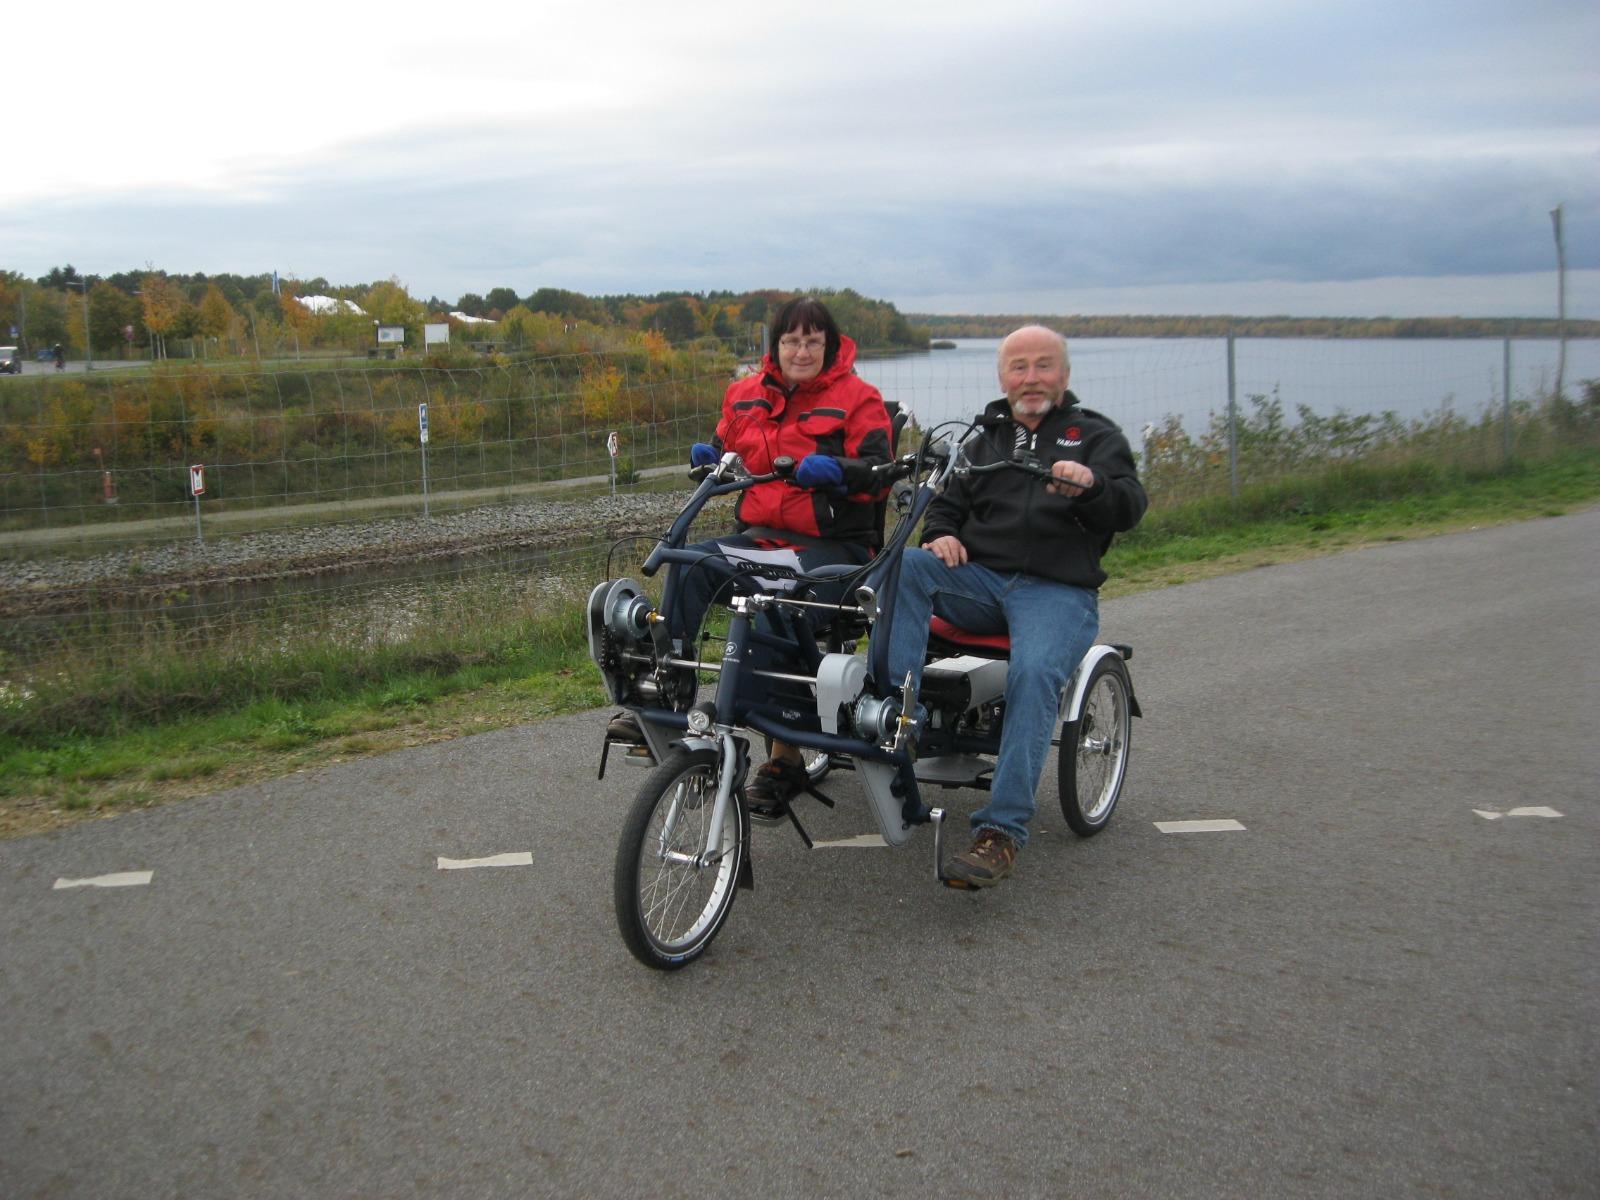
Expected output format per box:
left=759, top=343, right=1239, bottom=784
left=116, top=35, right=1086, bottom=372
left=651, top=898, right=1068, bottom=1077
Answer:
left=769, top=296, right=841, bottom=371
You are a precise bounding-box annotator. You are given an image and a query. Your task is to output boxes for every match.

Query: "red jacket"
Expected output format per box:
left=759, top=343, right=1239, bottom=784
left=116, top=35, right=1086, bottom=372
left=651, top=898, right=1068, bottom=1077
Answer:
left=713, top=334, right=893, bottom=547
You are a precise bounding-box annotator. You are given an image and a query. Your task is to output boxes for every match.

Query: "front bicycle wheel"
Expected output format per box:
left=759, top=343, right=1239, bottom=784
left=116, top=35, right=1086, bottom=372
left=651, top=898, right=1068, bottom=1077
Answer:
left=614, top=747, right=748, bottom=969
left=1058, top=656, right=1132, bottom=837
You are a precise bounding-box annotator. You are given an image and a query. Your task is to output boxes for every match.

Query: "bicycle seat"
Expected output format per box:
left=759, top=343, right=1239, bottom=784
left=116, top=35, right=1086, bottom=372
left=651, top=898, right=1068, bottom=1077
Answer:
left=806, top=562, right=865, bottom=581
left=928, top=616, right=1010, bottom=660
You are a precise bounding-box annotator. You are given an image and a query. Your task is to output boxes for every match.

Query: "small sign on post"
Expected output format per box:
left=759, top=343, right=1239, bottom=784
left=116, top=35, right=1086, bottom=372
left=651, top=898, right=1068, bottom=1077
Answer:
left=418, top=403, right=431, bottom=518
left=189, top=464, right=205, bottom=542
left=607, top=431, right=620, bottom=495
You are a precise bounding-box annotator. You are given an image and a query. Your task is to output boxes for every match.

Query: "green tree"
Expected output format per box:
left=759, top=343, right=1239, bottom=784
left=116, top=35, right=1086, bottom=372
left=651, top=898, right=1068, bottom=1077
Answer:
left=526, top=287, right=607, bottom=324
left=88, top=281, right=140, bottom=357
left=361, top=279, right=426, bottom=348
left=654, top=298, right=698, bottom=344
left=496, top=305, right=561, bottom=349
left=23, top=286, right=69, bottom=350
left=1, top=271, right=28, bottom=345
left=484, top=287, right=519, bottom=315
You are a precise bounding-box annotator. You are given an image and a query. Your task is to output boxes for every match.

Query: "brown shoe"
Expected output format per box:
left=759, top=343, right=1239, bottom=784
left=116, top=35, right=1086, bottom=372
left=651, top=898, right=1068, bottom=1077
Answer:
left=607, top=711, right=644, bottom=742
left=945, top=828, right=1018, bottom=889
left=744, top=757, right=809, bottom=818
left=605, top=712, right=651, bottom=757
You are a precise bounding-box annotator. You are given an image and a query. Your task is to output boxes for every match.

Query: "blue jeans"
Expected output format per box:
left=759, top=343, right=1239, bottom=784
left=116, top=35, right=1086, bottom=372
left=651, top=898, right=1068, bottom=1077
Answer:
left=886, top=548, right=1099, bottom=847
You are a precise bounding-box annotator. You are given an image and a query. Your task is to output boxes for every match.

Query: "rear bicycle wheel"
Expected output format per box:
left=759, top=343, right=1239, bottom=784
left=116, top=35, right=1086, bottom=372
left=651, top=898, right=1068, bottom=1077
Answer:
left=614, top=747, right=748, bottom=969
left=1058, top=656, right=1131, bottom=837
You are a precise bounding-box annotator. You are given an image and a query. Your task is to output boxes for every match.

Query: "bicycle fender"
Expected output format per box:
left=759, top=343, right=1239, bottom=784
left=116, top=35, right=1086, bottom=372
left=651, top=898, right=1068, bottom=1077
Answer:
left=1058, top=644, right=1135, bottom=724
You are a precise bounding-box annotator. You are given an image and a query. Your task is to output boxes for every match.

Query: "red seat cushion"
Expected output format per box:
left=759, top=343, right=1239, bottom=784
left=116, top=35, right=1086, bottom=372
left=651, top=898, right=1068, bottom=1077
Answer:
left=928, top=615, right=1011, bottom=655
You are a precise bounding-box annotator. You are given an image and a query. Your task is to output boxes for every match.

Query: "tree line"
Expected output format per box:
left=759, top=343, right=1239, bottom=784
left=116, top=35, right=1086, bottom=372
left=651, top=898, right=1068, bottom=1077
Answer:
left=0, top=268, right=930, bottom=361
left=914, top=313, right=1600, bottom=339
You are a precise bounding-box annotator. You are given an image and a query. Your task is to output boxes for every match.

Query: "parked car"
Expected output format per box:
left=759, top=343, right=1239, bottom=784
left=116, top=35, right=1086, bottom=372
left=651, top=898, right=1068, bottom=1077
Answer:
left=0, top=346, right=22, bottom=374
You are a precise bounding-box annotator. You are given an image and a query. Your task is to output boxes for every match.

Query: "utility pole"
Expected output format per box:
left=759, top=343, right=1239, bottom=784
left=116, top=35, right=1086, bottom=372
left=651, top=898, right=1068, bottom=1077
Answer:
left=1550, top=204, right=1567, bottom=401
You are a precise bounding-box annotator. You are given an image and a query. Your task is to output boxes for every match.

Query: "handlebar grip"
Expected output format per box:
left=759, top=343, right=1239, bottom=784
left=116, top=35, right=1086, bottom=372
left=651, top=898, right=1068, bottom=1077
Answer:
left=773, top=456, right=796, bottom=479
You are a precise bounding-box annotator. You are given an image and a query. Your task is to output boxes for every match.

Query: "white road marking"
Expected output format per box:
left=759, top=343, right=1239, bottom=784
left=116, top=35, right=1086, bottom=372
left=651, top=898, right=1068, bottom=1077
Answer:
left=1474, top=806, right=1563, bottom=821
left=53, top=871, right=153, bottom=890
left=811, top=834, right=889, bottom=849
left=436, top=852, right=533, bottom=870
left=1154, top=819, right=1246, bottom=834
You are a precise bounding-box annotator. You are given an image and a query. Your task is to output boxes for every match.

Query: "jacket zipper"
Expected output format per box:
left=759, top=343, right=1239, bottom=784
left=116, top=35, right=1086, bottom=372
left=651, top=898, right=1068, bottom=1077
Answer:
left=1021, top=427, right=1038, bottom=575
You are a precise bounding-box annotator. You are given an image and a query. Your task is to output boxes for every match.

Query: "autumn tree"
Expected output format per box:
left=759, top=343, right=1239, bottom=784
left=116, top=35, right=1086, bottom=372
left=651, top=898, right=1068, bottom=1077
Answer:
left=196, top=284, right=238, bottom=354
left=278, top=281, right=319, bottom=355
left=140, top=273, right=188, bottom=359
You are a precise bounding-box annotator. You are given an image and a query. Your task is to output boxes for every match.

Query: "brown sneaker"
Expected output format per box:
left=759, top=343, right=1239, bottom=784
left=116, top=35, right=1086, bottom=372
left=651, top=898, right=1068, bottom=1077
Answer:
left=743, top=757, right=809, bottom=818
left=945, top=828, right=1018, bottom=889
left=606, top=711, right=645, bottom=742
left=605, top=712, right=651, bottom=757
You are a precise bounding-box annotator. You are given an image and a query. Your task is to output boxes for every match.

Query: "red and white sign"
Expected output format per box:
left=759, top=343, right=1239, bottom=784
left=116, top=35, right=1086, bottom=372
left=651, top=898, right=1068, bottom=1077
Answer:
left=189, top=464, right=205, bottom=496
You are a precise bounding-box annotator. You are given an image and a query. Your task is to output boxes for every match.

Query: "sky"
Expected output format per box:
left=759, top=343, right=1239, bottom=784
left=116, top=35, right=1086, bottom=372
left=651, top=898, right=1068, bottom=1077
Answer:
left=5, top=0, right=1597, bottom=319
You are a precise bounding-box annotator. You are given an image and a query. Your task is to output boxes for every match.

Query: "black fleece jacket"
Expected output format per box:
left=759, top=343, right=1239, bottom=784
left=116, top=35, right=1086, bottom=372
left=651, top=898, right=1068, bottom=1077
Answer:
left=922, top=393, right=1147, bottom=589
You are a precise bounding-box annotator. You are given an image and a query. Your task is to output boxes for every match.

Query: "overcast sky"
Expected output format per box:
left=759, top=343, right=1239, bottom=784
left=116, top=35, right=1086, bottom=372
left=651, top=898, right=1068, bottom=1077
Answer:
left=6, top=0, right=1596, bottom=318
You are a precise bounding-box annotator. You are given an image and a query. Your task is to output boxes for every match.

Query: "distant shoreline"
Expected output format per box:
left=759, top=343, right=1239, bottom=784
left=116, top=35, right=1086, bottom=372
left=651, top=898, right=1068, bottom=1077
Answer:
left=911, top=314, right=1600, bottom=340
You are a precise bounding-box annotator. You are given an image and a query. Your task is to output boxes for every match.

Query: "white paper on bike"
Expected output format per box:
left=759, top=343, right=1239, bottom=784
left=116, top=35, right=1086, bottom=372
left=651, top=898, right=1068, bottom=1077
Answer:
left=716, top=543, right=805, bottom=593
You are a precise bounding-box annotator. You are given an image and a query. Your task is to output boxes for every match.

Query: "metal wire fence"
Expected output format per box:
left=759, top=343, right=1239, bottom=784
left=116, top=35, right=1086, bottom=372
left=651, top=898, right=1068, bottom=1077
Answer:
left=1, top=335, right=1596, bottom=689
left=1, top=342, right=739, bottom=537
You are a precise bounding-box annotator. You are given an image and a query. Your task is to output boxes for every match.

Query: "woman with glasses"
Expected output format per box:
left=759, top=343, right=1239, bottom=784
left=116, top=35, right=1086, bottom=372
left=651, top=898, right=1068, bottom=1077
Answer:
left=610, top=295, right=894, bottom=814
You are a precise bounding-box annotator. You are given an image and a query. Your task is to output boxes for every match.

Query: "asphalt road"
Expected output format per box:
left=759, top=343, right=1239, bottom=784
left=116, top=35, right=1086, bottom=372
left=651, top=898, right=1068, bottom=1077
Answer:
left=3, top=512, right=1595, bottom=1199
left=0, top=360, right=144, bottom=377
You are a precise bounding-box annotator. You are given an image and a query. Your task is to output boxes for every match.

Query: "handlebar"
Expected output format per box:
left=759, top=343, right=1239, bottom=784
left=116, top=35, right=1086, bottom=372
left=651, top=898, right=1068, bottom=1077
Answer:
left=956, top=452, right=1055, bottom=483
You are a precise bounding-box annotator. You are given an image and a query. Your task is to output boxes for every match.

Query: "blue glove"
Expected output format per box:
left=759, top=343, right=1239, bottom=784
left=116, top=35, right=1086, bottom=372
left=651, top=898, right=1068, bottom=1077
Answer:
left=690, top=442, right=719, bottom=468
left=795, top=454, right=844, bottom=491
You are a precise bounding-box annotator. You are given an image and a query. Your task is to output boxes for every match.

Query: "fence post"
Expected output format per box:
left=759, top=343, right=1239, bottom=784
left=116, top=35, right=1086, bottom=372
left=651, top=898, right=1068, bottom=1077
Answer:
left=1226, top=331, right=1239, bottom=502
left=418, top=399, right=431, bottom=518
left=1502, top=337, right=1512, bottom=468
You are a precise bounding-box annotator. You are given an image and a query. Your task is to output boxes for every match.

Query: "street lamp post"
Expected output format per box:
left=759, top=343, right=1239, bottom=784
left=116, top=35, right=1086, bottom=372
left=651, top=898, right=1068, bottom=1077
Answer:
left=64, top=278, right=93, bottom=372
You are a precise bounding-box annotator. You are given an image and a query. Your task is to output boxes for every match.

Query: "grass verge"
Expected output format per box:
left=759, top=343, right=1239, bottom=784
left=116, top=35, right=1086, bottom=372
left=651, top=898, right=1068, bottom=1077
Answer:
left=3, top=450, right=1596, bottom=839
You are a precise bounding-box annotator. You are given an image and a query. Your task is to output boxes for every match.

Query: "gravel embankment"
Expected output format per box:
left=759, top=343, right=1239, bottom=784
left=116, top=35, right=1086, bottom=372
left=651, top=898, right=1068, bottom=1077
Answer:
left=0, top=492, right=733, bottom=616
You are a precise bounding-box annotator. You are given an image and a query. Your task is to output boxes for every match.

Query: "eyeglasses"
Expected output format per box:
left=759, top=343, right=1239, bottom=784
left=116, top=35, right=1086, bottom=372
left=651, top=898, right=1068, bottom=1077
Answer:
left=777, top=335, right=826, bottom=354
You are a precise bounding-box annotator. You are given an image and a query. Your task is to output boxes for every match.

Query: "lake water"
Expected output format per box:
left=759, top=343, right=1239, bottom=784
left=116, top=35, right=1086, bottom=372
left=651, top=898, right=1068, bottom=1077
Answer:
left=854, top=337, right=1600, bottom=441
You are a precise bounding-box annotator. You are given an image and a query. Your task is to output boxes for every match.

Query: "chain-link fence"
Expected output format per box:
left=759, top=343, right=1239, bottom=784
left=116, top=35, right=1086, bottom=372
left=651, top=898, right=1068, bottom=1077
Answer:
left=1, top=336, right=1596, bottom=712
left=2, top=342, right=739, bottom=537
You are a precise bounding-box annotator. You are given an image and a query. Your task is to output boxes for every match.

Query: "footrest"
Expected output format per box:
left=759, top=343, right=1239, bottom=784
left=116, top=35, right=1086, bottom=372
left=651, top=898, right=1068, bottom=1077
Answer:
left=931, top=808, right=949, bottom=885
left=913, top=755, right=995, bottom=788
left=598, top=737, right=655, bottom=779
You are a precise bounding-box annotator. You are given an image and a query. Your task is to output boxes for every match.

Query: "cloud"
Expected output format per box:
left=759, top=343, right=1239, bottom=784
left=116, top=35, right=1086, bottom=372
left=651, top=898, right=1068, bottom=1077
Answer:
left=3, top=0, right=1595, bottom=316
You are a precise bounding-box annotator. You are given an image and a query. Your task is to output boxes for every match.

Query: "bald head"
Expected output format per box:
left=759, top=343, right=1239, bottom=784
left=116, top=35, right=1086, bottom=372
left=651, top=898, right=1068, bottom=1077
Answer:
left=997, top=325, right=1070, bottom=428
left=997, top=324, right=1069, bottom=372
